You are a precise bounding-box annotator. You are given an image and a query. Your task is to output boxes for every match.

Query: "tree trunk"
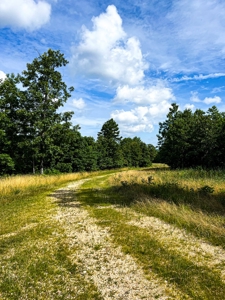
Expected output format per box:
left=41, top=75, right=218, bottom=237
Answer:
left=33, top=157, right=35, bottom=174
left=40, top=159, right=44, bottom=174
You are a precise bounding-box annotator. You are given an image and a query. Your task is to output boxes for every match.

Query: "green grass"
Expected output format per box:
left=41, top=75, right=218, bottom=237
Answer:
left=0, top=171, right=112, bottom=300
left=90, top=208, right=225, bottom=300
left=75, top=168, right=225, bottom=299
left=1, top=166, right=225, bottom=299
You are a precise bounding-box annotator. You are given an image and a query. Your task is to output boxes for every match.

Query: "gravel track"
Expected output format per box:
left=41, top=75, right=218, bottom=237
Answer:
left=51, top=179, right=187, bottom=300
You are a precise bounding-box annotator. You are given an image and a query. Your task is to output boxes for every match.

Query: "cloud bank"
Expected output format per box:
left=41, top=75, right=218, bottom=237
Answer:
left=0, top=0, right=51, bottom=31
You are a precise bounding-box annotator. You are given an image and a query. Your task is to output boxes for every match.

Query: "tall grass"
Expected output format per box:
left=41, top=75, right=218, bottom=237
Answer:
left=106, top=168, right=225, bottom=248
left=0, top=169, right=122, bottom=204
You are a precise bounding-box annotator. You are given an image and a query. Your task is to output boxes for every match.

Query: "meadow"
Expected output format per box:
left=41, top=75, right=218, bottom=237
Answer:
left=1, top=165, right=225, bottom=299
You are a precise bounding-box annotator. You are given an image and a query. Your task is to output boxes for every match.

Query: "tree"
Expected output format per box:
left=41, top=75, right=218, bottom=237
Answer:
left=121, top=137, right=152, bottom=167
left=97, top=118, right=123, bottom=169
left=18, top=49, right=74, bottom=173
left=157, top=103, right=225, bottom=169
left=0, top=74, right=23, bottom=171
left=148, top=144, right=157, bottom=162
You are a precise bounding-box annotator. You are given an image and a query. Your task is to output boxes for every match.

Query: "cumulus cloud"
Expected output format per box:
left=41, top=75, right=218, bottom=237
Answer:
left=203, top=96, right=221, bottom=105
left=0, top=71, right=6, bottom=82
left=71, top=5, right=148, bottom=85
left=0, top=0, right=51, bottom=31
left=111, top=81, right=175, bottom=134
left=111, top=101, right=171, bottom=134
left=72, top=98, right=86, bottom=110
left=190, top=92, right=221, bottom=104
left=114, top=83, right=175, bottom=105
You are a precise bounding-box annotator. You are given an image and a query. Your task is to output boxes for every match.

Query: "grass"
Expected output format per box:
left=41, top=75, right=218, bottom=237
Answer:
left=75, top=166, right=225, bottom=299
left=1, top=165, right=225, bottom=299
left=90, top=208, right=225, bottom=300
left=108, top=169, right=225, bottom=248
left=0, top=170, right=123, bottom=299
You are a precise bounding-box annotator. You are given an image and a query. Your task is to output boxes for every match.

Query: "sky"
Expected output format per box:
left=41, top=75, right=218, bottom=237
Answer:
left=1, top=0, right=225, bottom=146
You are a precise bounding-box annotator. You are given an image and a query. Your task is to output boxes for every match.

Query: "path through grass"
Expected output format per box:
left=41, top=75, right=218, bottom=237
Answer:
left=1, top=167, right=225, bottom=299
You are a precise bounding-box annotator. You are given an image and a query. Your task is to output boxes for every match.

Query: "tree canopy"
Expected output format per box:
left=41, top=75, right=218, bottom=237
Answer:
left=0, top=53, right=154, bottom=175
left=157, top=103, right=225, bottom=169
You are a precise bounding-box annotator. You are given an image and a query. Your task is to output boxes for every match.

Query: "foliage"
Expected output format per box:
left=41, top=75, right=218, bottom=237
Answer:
left=157, top=103, right=225, bottom=169
left=0, top=50, right=155, bottom=175
left=97, top=118, right=123, bottom=169
left=0, top=154, right=14, bottom=175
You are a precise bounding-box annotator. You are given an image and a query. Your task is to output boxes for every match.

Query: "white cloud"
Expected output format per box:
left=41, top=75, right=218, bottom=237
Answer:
left=0, top=71, right=6, bottom=82
left=203, top=96, right=221, bottom=105
left=121, top=123, right=154, bottom=133
left=71, top=5, right=148, bottom=85
left=72, top=98, right=86, bottom=110
left=111, top=101, right=171, bottom=134
left=114, top=83, right=175, bottom=105
left=111, top=110, right=139, bottom=124
left=184, top=104, right=195, bottom=110
left=0, top=0, right=51, bottom=31
left=190, top=92, right=221, bottom=105
left=172, top=73, right=225, bottom=82
left=211, top=86, right=225, bottom=93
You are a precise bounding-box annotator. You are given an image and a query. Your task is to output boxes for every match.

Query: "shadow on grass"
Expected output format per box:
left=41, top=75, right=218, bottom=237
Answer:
left=53, top=181, right=225, bottom=216
left=51, top=189, right=81, bottom=208
left=140, top=167, right=170, bottom=172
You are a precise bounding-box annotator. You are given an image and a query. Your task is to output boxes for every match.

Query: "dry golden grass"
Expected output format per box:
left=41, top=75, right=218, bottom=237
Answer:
left=0, top=173, right=87, bottom=197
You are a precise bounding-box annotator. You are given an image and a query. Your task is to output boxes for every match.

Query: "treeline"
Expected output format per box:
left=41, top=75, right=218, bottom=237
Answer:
left=0, top=49, right=155, bottom=175
left=157, top=103, right=225, bottom=169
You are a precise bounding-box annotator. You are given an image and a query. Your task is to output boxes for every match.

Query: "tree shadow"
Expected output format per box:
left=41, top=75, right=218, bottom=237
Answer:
left=66, top=182, right=225, bottom=216
left=50, top=189, right=81, bottom=208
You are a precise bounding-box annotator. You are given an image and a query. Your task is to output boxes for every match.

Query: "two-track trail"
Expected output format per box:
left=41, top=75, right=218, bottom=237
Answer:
left=50, top=176, right=225, bottom=300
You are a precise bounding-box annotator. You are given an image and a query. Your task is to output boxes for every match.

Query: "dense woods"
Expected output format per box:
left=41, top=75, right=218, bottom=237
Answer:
left=157, top=103, right=225, bottom=169
left=0, top=49, right=154, bottom=175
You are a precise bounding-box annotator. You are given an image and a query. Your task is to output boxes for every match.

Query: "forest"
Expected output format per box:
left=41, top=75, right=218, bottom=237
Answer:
left=157, top=103, right=225, bottom=169
left=1, top=48, right=225, bottom=176
left=0, top=49, right=156, bottom=175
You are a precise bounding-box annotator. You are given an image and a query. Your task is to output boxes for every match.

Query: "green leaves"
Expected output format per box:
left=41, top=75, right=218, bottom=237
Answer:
left=158, top=103, right=225, bottom=169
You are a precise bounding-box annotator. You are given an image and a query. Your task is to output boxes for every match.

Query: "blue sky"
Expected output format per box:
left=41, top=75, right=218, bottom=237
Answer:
left=1, top=0, right=225, bottom=145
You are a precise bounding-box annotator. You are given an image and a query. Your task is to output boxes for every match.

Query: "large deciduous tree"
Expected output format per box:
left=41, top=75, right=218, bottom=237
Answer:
left=19, top=49, right=74, bottom=174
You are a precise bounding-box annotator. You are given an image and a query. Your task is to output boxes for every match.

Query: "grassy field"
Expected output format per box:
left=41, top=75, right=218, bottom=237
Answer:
left=1, top=165, right=225, bottom=299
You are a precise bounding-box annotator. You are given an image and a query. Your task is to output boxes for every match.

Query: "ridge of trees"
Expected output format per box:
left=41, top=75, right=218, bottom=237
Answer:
left=0, top=49, right=155, bottom=175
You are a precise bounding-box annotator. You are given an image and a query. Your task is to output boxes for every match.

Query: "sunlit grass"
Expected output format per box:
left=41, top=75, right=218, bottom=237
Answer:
left=76, top=168, right=225, bottom=299
left=1, top=165, right=225, bottom=299
left=106, top=168, right=225, bottom=247
left=0, top=170, right=120, bottom=299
